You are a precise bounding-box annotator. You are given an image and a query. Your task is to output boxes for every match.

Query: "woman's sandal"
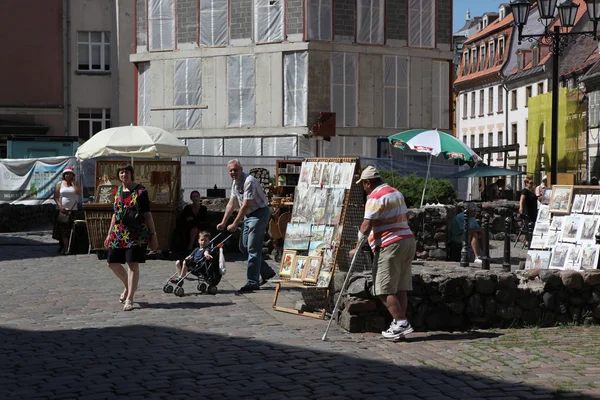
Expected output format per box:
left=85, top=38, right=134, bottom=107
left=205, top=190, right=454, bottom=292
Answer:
left=119, top=289, right=128, bottom=303
left=123, top=300, right=133, bottom=311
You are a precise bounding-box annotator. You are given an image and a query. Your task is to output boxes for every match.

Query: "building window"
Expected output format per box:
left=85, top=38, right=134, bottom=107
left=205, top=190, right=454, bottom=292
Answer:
left=408, top=0, right=435, bottom=48
left=284, top=52, right=308, bottom=127
left=148, top=0, right=175, bottom=51
left=479, top=89, right=484, bottom=116
left=470, top=134, right=475, bottom=149
left=498, top=87, right=504, bottom=113
left=174, top=58, right=202, bottom=130
left=488, top=41, right=495, bottom=68
left=384, top=56, right=410, bottom=128
left=463, top=52, right=469, bottom=76
left=488, top=132, right=493, bottom=147
left=254, top=0, right=284, bottom=44
left=590, top=91, right=600, bottom=128
left=511, top=90, right=517, bottom=110
left=525, top=119, right=528, bottom=146
left=77, top=32, right=110, bottom=71
left=357, top=0, right=384, bottom=44
left=497, top=131, right=503, bottom=160
left=462, top=93, right=467, bottom=119
left=488, top=87, right=494, bottom=114
left=471, top=92, right=475, bottom=117
left=498, top=37, right=505, bottom=60
left=517, top=53, right=524, bottom=70
left=137, top=63, right=151, bottom=126
left=463, top=135, right=467, bottom=144
left=471, top=48, right=478, bottom=72
left=479, top=133, right=484, bottom=148
left=532, top=47, right=539, bottom=66
left=331, top=52, right=358, bottom=127
left=480, top=45, right=486, bottom=70
left=200, top=0, right=229, bottom=47
left=78, top=108, right=110, bottom=140
left=511, top=123, right=517, bottom=144
left=525, top=86, right=532, bottom=107
left=432, top=60, right=449, bottom=129
left=227, top=55, right=256, bottom=127
left=306, top=0, right=332, bottom=41
left=538, top=82, right=544, bottom=94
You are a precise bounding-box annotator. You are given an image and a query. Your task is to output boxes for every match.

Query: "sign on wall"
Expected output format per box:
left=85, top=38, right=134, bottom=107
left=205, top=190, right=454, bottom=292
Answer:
left=0, top=156, right=75, bottom=204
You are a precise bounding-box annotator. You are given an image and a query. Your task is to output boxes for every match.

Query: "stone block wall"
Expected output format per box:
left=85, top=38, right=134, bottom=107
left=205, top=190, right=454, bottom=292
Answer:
left=286, top=0, right=303, bottom=35
left=0, top=204, right=56, bottom=232
left=177, top=0, right=199, bottom=45
left=336, top=266, right=600, bottom=333
left=230, top=0, right=252, bottom=39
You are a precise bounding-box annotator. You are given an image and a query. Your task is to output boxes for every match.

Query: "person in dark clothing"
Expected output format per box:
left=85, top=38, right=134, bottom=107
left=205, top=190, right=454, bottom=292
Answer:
left=179, top=190, right=208, bottom=251
left=519, top=177, right=538, bottom=223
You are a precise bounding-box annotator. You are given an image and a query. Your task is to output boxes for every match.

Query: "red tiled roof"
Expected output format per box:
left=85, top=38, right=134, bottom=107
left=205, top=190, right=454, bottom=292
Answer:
left=465, top=13, right=514, bottom=44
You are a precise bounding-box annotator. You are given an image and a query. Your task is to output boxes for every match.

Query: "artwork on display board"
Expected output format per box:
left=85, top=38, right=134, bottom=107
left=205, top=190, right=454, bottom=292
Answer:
left=310, top=163, right=324, bottom=186
left=564, top=246, right=583, bottom=270
left=279, top=250, right=296, bottom=277
left=532, top=222, right=550, bottom=237
left=316, top=271, right=332, bottom=288
left=284, top=223, right=312, bottom=250
left=550, top=244, right=571, bottom=269
left=544, top=229, right=560, bottom=249
left=584, top=194, right=599, bottom=214
left=302, top=256, right=322, bottom=283
left=330, top=162, right=344, bottom=187
left=323, top=226, right=335, bottom=247
left=332, top=225, right=343, bottom=247
left=97, top=184, right=118, bottom=204
left=290, top=256, right=308, bottom=281
left=548, top=185, right=573, bottom=214
left=525, top=250, right=551, bottom=270
left=309, top=224, right=325, bottom=256
left=321, top=248, right=334, bottom=272
left=299, top=162, right=312, bottom=187
left=542, top=188, right=552, bottom=205
left=579, top=216, right=600, bottom=242
left=320, top=162, right=333, bottom=187
left=561, top=215, right=582, bottom=243
left=550, top=216, right=565, bottom=231
left=529, top=235, right=547, bottom=249
left=571, top=194, right=586, bottom=214
left=537, top=205, right=550, bottom=223
left=339, top=163, right=355, bottom=189
left=580, top=245, right=600, bottom=269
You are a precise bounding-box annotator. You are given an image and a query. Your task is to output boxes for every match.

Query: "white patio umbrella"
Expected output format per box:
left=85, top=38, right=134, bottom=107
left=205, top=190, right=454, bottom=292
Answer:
left=75, top=125, right=189, bottom=160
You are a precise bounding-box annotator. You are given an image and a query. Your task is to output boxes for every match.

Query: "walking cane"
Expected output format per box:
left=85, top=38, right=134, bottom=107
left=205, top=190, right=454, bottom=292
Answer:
left=321, top=237, right=367, bottom=341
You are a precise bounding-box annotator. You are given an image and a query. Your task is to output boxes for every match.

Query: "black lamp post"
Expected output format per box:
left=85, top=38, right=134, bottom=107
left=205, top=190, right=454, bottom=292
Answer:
left=510, top=0, right=600, bottom=185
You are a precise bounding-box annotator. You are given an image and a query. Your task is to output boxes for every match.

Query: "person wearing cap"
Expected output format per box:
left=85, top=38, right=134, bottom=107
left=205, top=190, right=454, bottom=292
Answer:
left=52, top=166, right=81, bottom=255
left=449, top=203, right=483, bottom=263
left=351, top=166, right=416, bottom=340
left=535, top=176, right=547, bottom=202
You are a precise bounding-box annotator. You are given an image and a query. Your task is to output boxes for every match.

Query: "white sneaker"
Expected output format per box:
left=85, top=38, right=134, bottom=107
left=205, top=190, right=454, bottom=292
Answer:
left=381, top=321, right=414, bottom=340
left=474, top=257, right=483, bottom=264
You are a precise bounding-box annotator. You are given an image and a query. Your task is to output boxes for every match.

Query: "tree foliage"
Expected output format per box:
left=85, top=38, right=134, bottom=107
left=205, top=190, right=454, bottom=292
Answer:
left=378, top=170, right=457, bottom=208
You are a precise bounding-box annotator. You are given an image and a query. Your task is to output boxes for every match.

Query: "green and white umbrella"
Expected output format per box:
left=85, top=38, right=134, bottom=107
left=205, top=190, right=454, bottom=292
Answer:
left=388, top=129, right=481, bottom=207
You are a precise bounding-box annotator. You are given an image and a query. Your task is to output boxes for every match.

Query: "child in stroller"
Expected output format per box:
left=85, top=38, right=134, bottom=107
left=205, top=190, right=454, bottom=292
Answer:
left=163, top=230, right=224, bottom=297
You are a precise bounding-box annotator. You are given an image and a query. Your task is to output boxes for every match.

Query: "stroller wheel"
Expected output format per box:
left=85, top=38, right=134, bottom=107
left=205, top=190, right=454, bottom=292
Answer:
left=163, top=285, right=173, bottom=294
left=207, top=285, right=218, bottom=295
left=198, top=283, right=207, bottom=293
left=174, top=286, right=185, bottom=297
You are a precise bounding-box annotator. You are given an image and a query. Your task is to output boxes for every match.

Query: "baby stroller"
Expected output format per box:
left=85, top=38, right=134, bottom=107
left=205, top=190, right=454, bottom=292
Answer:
left=162, top=232, right=233, bottom=297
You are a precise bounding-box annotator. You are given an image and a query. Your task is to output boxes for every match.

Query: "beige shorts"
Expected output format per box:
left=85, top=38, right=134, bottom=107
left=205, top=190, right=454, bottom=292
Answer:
left=373, top=238, right=416, bottom=296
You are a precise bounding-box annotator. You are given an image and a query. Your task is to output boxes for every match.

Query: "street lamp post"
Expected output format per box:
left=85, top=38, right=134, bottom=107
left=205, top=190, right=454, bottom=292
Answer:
left=510, top=0, right=600, bottom=185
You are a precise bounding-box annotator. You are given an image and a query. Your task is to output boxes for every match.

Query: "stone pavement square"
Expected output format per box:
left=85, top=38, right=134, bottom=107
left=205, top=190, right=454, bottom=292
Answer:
left=1, top=230, right=600, bottom=399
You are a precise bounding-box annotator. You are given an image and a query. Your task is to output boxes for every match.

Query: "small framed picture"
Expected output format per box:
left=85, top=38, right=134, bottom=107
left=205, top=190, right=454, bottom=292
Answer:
left=584, top=194, right=599, bottom=214
left=525, top=250, right=551, bottom=270
left=532, top=222, right=549, bottom=237
left=291, top=256, right=308, bottom=281
left=564, top=246, right=583, bottom=270
left=316, top=271, right=332, bottom=288
left=579, top=216, right=600, bottom=242
left=279, top=250, right=296, bottom=278
left=537, top=205, right=550, bottom=223
left=302, top=256, right=322, bottom=283
left=581, top=245, right=600, bottom=269
left=549, top=185, right=573, bottom=214
left=529, top=235, right=546, bottom=249
left=561, top=215, right=582, bottom=242
left=550, top=216, right=564, bottom=231
left=571, top=194, right=586, bottom=213
left=542, top=188, right=552, bottom=205
left=544, top=229, right=560, bottom=248
left=550, top=244, right=571, bottom=269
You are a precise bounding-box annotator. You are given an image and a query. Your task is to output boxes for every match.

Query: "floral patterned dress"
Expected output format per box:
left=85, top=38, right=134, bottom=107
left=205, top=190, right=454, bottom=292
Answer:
left=108, top=184, right=151, bottom=249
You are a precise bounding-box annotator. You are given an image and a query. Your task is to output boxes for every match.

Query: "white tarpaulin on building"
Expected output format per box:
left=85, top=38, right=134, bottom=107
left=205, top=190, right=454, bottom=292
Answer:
left=0, top=156, right=76, bottom=204
left=200, top=0, right=228, bottom=47
left=306, top=0, right=332, bottom=41
left=432, top=60, right=450, bottom=130
left=254, top=0, right=284, bottom=44
left=357, top=0, right=384, bottom=44
left=174, top=58, right=202, bottom=129
left=383, top=56, right=409, bottom=128
left=227, top=55, right=256, bottom=127
left=284, top=52, right=308, bottom=127
left=186, top=135, right=304, bottom=157
left=138, top=62, right=151, bottom=126
left=408, top=0, right=435, bottom=48
left=331, top=52, right=358, bottom=128
left=148, top=0, right=175, bottom=51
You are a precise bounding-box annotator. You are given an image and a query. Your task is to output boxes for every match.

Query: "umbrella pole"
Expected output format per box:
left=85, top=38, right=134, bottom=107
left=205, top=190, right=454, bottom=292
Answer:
left=420, top=154, right=432, bottom=208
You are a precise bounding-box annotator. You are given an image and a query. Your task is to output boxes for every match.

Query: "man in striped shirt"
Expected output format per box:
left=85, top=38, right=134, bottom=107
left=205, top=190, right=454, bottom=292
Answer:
left=352, top=166, right=416, bottom=340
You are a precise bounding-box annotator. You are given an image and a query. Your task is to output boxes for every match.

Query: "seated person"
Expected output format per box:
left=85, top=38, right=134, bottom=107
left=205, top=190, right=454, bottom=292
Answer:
left=171, top=231, right=213, bottom=284
left=449, top=203, right=483, bottom=263
left=177, top=190, right=208, bottom=252
left=486, top=179, right=505, bottom=201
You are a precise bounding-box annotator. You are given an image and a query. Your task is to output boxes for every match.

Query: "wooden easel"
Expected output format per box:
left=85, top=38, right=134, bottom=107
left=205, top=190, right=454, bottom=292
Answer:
left=272, top=157, right=365, bottom=320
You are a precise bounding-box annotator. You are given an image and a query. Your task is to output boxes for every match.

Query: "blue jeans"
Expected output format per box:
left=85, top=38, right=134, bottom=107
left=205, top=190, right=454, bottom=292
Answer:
left=240, top=207, right=275, bottom=287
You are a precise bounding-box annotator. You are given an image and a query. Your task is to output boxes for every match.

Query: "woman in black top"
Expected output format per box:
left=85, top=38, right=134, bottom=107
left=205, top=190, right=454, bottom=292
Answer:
left=519, top=178, right=538, bottom=223
left=180, top=190, right=208, bottom=250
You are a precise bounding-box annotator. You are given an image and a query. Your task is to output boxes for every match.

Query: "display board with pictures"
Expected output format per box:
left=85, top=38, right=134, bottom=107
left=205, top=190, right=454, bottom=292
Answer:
left=272, top=158, right=363, bottom=320
left=526, top=185, right=600, bottom=271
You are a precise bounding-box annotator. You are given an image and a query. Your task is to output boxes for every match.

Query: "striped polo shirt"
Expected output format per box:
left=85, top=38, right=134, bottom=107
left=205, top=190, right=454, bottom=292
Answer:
left=364, top=183, right=414, bottom=250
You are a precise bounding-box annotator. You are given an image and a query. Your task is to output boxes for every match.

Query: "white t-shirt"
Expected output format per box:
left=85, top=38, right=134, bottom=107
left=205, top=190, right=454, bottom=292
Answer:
left=230, top=172, right=267, bottom=215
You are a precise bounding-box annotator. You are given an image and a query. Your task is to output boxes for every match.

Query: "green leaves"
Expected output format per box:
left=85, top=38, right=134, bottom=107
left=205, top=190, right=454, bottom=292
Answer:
left=378, top=171, right=457, bottom=208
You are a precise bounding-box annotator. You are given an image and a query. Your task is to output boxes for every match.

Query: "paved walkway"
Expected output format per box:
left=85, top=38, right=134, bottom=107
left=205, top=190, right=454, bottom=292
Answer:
left=1, top=231, right=599, bottom=399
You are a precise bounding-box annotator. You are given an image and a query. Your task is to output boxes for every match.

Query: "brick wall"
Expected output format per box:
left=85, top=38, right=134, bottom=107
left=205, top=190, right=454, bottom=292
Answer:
left=286, top=0, right=304, bottom=36
left=177, top=0, right=198, bottom=44
left=386, top=0, right=407, bottom=41
left=334, top=0, right=354, bottom=39
left=136, top=0, right=146, bottom=47
left=437, top=0, right=452, bottom=45
left=231, top=0, right=252, bottom=39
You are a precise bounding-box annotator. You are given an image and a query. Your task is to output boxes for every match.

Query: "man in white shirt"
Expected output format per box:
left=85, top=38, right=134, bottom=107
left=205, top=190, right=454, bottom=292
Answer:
left=535, top=175, right=547, bottom=203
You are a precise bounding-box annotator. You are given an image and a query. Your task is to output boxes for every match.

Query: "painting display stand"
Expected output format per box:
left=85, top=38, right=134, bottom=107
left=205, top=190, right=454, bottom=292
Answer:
left=272, top=157, right=366, bottom=320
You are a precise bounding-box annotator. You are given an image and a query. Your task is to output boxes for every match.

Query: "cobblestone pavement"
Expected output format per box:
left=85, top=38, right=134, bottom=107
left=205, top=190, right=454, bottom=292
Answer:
left=1, top=231, right=599, bottom=400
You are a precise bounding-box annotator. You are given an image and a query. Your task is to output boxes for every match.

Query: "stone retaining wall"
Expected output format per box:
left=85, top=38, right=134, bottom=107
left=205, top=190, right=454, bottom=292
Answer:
left=0, top=204, right=57, bottom=232
left=336, top=266, right=600, bottom=333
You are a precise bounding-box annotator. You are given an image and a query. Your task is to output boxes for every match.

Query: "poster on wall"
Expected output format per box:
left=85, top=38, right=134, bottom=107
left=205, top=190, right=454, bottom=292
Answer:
left=0, top=156, right=75, bottom=204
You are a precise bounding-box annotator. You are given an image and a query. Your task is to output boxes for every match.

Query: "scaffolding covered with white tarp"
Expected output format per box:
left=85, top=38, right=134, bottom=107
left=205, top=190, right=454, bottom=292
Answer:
left=174, top=58, right=202, bottom=129
left=148, top=0, right=175, bottom=51
left=383, top=56, right=409, bottom=129
left=331, top=52, right=358, bottom=128
left=408, top=0, right=435, bottom=48
left=200, top=0, right=228, bottom=47
left=254, top=0, right=284, bottom=44
left=227, top=55, right=256, bottom=127
left=284, top=52, right=308, bottom=127
left=357, top=0, right=384, bottom=44
left=137, top=62, right=151, bottom=125
left=306, top=0, right=332, bottom=41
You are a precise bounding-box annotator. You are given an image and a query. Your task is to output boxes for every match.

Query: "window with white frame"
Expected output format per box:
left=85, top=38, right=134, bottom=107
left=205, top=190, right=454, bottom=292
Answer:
left=137, top=63, right=151, bottom=126
left=408, top=0, right=435, bottom=48
left=432, top=60, right=449, bottom=129
left=471, top=92, right=475, bottom=117
left=479, top=89, right=484, bottom=116
left=284, top=52, right=308, bottom=127
left=488, top=41, right=495, bottom=68
left=174, top=58, right=202, bottom=130
left=383, top=56, right=409, bottom=128
left=498, top=87, right=503, bottom=113
left=227, top=55, right=256, bottom=127
left=488, top=132, right=493, bottom=147
left=488, top=87, right=494, bottom=114
left=148, top=0, right=175, bottom=51
left=357, top=0, right=384, bottom=44
left=498, top=37, right=505, bottom=60
left=331, top=52, right=358, bottom=127
left=78, top=108, right=110, bottom=140
left=590, top=91, right=600, bottom=128
left=463, top=52, right=469, bottom=76
left=480, top=45, right=486, bottom=69
left=77, top=32, right=110, bottom=71
left=471, top=48, right=477, bottom=72
left=470, top=134, right=475, bottom=148
left=200, top=0, right=229, bottom=47
left=497, top=131, right=503, bottom=160
left=254, top=0, right=284, bottom=44
left=306, top=0, right=332, bottom=41
left=479, top=133, right=484, bottom=148
left=462, top=93, right=467, bottom=118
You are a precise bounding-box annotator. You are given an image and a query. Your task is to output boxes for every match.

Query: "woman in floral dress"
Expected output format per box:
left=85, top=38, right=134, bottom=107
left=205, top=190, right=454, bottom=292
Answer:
left=104, top=163, right=158, bottom=311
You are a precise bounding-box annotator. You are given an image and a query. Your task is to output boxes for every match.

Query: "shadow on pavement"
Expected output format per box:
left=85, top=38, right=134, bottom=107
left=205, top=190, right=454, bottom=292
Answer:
left=1, top=325, right=598, bottom=399
left=405, top=331, right=503, bottom=343
left=137, top=301, right=234, bottom=310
